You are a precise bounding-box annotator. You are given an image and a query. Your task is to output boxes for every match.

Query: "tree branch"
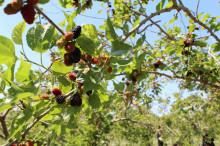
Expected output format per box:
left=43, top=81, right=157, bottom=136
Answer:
left=33, top=5, right=65, bottom=35
left=196, top=0, right=201, bottom=19
left=137, top=20, right=161, bottom=34
left=149, top=19, right=174, bottom=40
left=122, top=7, right=176, bottom=42
left=178, top=6, right=220, bottom=42
left=7, top=107, right=52, bottom=145
left=0, top=108, right=12, bottom=139
left=0, top=134, right=5, bottom=139
left=145, top=71, right=220, bottom=89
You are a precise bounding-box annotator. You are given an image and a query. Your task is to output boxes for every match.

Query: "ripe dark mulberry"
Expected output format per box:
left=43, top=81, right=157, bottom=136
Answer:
left=64, top=59, right=73, bottom=66
left=27, top=0, right=38, bottom=5
left=153, top=63, right=160, bottom=69
left=70, top=93, right=82, bottom=106
left=68, top=47, right=81, bottom=63
left=71, top=26, right=81, bottom=39
left=4, top=4, right=20, bottom=15
left=181, top=50, right=191, bottom=56
left=21, top=4, right=36, bottom=24
left=56, top=95, right=65, bottom=104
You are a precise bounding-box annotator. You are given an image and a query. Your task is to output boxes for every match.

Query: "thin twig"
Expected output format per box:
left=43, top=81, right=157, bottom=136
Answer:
left=196, top=0, right=200, bottom=19
left=0, top=134, right=5, bottom=139
left=149, top=19, right=174, bottom=40
left=145, top=71, right=220, bottom=89
left=178, top=5, right=220, bottom=42
left=33, top=5, right=65, bottom=35
left=122, top=7, right=176, bottom=42
left=137, top=20, right=161, bottom=34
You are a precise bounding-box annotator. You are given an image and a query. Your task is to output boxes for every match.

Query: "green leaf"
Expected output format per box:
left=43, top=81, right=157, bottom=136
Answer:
left=113, top=81, right=125, bottom=91
left=198, top=13, right=204, bottom=19
left=88, top=91, right=101, bottom=108
left=2, top=64, right=15, bottom=86
left=111, top=39, right=131, bottom=57
left=64, top=11, right=77, bottom=31
left=52, top=60, right=73, bottom=75
left=105, top=17, right=118, bottom=41
left=26, top=23, right=55, bottom=53
left=98, top=10, right=103, bottom=14
left=12, top=21, right=26, bottom=45
left=201, top=14, right=210, bottom=23
left=188, top=24, right=196, bottom=32
left=77, top=34, right=98, bottom=54
left=58, top=0, right=73, bottom=8
left=38, top=0, right=49, bottom=4
left=164, top=17, right=177, bottom=27
left=57, top=76, right=72, bottom=94
left=15, top=57, right=32, bottom=83
left=211, top=43, right=220, bottom=52
left=8, top=83, right=36, bottom=101
left=82, top=24, right=98, bottom=41
left=132, top=17, right=140, bottom=29
left=135, top=34, right=146, bottom=49
left=0, top=100, right=14, bottom=114
left=136, top=52, right=146, bottom=69
left=0, top=0, right=4, bottom=6
left=166, top=0, right=173, bottom=8
left=81, top=68, right=103, bottom=93
left=0, top=35, right=16, bottom=66
left=156, top=0, right=166, bottom=11
left=195, top=40, right=207, bottom=47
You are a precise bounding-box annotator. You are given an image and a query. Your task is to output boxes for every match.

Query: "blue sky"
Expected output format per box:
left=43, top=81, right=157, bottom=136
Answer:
left=0, top=0, right=219, bottom=115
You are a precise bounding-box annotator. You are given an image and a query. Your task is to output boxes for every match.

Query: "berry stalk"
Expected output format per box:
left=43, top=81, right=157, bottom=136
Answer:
left=33, top=5, right=65, bottom=35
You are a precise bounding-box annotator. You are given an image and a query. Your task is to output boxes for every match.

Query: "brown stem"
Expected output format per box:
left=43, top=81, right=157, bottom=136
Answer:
left=178, top=6, right=220, bottom=42
left=0, top=134, right=5, bottom=139
left=137, top=20, right=161, bottom=34
left=0, top=118, right=9, bottom=139
left=122, top=7, right=176, bottom=42
left=7, top=108, right=52, bottom=145
left=145, top=71, right=220, bottom=89
left=33, top=5, right=65, bottom=36
left=21, top=108, right=51, bottom=140
left=0, top=108, right=12, bottom=139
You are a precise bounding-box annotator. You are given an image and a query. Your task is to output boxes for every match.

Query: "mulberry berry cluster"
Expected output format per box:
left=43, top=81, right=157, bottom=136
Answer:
left=56, top=26, right=82, bottom=66
left=82, top=53, right=113, bottom=73
left=51, top=88, right=83, bottom=106
left=52, top=88, right=66, bottom=104
left=4, top=0, right=38, bottom=24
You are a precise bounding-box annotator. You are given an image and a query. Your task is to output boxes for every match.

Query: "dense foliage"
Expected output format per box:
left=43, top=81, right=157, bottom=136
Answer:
left=0, top=0, right=219, bottom=145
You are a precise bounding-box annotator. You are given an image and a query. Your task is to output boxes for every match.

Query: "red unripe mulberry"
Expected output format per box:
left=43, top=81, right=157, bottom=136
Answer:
left=64, top=31, right=74, bottom=41
left=40, top=94, right=50, bottom=99
left=107, top=66, right=113, bottom=73
left=91, top=58, right=98, bottom=64
left=52, top=88, right=62, bottom=96
left=68, top=73, right=76, bottom=81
